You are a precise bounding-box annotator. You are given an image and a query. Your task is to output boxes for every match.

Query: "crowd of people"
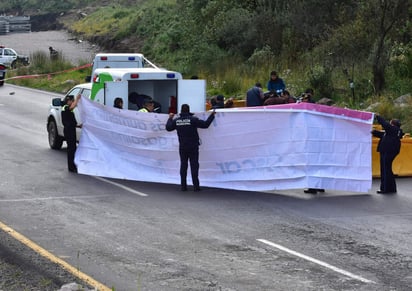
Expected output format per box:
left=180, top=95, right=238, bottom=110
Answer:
left=245, top=71, right=321, bottom=107
left=205, top=70, right=331, bottom=110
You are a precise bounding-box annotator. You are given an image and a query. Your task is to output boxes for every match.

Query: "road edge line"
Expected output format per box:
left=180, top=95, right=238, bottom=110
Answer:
left=0, top=220, right=112, bottom=291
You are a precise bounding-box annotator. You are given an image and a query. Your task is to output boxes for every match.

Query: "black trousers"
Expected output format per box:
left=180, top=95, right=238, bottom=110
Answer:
left=379, top=152, right=398, bottom=192
left=179, top=147, right=199, bottom=188
left=64, top=128, right=77, bottom=172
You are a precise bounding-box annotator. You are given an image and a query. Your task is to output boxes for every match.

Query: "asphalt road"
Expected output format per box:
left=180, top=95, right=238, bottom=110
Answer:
left=1, top=83, right=412, bottom=290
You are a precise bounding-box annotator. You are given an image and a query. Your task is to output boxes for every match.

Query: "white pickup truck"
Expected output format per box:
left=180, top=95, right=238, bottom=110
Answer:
left=47, top=83, right=91, bottom=149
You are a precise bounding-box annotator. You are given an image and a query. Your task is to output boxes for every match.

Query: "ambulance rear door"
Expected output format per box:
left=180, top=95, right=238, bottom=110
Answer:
left=178, top=79, right=206, bottom=112
left=105, top=81, right=128, bottom=108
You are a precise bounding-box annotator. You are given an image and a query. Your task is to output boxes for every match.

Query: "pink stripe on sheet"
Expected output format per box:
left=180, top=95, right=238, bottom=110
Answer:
left=254, top=102, right=374, bottom=121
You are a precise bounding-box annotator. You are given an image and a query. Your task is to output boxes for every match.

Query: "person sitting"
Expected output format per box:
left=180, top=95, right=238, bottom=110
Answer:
left=113, top=97, right=123, bottom=109
left=246, top=82, right=265, bottom=107
left=267, top=71, right=286, bottom=94
left=224, top=97, right=234, bottom=108
left=210, top=96, right=217, bottom=109
left=302, top=88, right=315, bottom=103
left=281, top=90, right=296, bottom=103
left=214, top=95, right=225, bottom=109
left=138, top=98, right=155, bottom=112
left=263, top=92, right=287, bottom=105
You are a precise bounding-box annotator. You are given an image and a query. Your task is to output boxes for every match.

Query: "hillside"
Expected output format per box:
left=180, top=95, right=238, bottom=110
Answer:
left=3, top=0, right=412, bottom=131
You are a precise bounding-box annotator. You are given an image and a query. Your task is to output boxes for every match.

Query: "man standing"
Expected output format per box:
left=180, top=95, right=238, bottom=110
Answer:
left=166, top=104, right=216, bottom=191
left=372, top=114, right=404, bottom=194
left=61, top=94, right=81, bottom=173
left=246, top=82, right=264, bottom=107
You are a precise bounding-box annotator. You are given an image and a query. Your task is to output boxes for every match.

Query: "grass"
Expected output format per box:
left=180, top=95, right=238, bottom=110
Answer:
left=7, top=50, right=91, bottom=93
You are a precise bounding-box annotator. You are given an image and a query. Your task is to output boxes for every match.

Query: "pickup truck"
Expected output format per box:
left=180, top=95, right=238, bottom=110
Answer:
left=47, top=83, right=91, bottom=149
left=0, top=46, right=30, bottom=68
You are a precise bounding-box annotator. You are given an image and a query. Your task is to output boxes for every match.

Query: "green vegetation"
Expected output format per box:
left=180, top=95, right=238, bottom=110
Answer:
left=4, top=0, right=412, bottom=132
left=8, top=51, right=91, bottom=94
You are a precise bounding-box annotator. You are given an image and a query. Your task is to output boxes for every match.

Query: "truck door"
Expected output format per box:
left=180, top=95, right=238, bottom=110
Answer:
left=178, top=80, right=206, bottom=112
left=105, top=81, right=128, bottom=108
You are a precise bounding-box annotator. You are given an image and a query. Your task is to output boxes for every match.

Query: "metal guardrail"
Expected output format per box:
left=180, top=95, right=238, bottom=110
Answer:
left=0, top=16, right=31, bottom=34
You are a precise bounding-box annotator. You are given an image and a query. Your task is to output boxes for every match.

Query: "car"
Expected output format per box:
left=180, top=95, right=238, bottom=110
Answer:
left=47, top=83, right=91, bottom=150
left=0, top=46, right=30, bottom=68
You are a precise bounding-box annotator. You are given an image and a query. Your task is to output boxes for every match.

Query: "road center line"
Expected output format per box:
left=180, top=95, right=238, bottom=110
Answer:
left=93, top=176, right=148, bottom=197
left=257, top=238, right=375, bottom=284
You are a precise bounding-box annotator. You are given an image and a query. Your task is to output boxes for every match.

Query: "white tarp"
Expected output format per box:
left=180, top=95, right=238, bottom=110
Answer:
left=75, top=97, right=374, bottom=192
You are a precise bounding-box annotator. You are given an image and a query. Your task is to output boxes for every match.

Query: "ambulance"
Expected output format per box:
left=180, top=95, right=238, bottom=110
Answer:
left=90, top=67, right=206, bottom=113
left=47, top=67, right=206, bottom=150
left=86, top=53, right=158, bottom=81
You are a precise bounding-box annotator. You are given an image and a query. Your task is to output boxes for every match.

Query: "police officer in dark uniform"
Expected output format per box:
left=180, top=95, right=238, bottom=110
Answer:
left=372, top=114, right=404, bottom=194
left=61, top=94, right=81, bottom=173
left=166, top=104, right=216, bottom=191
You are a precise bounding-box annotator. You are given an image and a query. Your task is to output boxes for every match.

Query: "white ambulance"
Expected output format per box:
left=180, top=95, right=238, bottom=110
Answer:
left=47, top=67, right=206, bottom=149
left=86, top=53, right=158, bottom=81
left=90, top=67, right=206, bottom=113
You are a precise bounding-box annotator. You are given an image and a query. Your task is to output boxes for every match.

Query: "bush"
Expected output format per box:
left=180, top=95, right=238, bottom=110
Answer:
left=307, top=65, right=333, bottom=99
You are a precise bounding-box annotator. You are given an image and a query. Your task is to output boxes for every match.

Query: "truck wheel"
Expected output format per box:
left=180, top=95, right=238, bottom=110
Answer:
left=47, top=119, right=64, bottom=149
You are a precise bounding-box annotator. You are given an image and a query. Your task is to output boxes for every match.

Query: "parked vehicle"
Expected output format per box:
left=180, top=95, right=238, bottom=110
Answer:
left=90, top=67, right=206, bottom=113
left=0, top=45, right=29, bottom=68
left=85, top=53, right=157, bottom=82
left=47, top=67, right=206, bottom=149
left=0, top=64, right=6, bottom=86
left=47, top=83, right=91, bottom=149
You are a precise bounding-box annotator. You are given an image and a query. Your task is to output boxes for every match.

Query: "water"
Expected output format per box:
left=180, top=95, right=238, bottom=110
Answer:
left=0, top=30, right=100, bottom=65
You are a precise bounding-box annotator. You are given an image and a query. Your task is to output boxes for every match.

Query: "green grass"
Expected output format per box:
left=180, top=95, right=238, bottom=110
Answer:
left=7, top=50, right=91, bottom=93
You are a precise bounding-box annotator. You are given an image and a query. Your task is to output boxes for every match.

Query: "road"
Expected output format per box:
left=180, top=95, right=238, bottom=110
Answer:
left=1, top=83, right=412, bottom=290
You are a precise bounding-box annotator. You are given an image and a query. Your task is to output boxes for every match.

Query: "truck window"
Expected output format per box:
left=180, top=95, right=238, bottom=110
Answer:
left=81, top=89, right=91, bottom=98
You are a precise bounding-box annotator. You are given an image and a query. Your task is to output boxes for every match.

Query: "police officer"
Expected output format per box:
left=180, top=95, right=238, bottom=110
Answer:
left=372, top=114, right=404, bottom=194
left=166, top=104, right=216, bottom=191
left=61, top=93, right=81, bottom=173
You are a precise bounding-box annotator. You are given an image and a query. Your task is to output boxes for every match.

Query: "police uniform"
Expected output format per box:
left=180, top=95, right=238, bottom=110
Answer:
left=166, top=106, right=215, bottom=191
left=372, top=115, right=404, bottom=193
left=61, top=102, right=78, bottom=172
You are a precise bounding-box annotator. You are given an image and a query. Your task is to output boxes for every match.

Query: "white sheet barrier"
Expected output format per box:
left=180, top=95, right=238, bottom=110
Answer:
left=75, top=97, right=374, bottom=192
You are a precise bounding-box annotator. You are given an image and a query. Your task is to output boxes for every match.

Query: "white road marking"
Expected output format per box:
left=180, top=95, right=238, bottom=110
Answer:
left=93, top=176, right=148, bottom=197
left=257, top=238, right=375, bottom=284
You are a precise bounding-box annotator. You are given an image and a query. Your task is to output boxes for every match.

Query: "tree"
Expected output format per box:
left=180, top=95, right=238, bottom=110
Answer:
left=362, top=0, right=411, bottom=93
